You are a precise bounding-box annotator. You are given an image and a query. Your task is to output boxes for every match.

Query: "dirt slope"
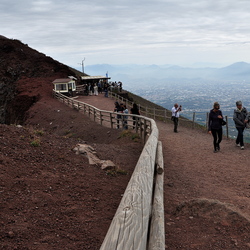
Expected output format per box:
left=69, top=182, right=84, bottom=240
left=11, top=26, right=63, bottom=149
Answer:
left=0, top=94, right=143, bottom=250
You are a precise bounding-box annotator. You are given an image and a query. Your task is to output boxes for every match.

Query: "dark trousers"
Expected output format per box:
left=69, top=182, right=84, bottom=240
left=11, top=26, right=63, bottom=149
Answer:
left=211, top=128, right=222, bottom=150
left=173, top=117, right=179, bottom=132
left=236, top=127, right=245, bottom=146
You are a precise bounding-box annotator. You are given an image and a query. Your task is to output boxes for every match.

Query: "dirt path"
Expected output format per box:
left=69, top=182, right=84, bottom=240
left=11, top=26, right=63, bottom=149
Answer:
left=78, top=94, right=250, bottom=249
left=158, top=121, right=250, bottom=249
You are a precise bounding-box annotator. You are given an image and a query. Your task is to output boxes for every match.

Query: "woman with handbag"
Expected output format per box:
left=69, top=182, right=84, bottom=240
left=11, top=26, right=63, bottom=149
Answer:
left=208, top=102, right=224, bottom=153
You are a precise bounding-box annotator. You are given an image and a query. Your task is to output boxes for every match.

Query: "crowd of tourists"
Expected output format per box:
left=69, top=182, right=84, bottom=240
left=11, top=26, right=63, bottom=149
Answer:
left=83, top=81, right=122, bottom=97
left=113, top=102, right=140, bottom=130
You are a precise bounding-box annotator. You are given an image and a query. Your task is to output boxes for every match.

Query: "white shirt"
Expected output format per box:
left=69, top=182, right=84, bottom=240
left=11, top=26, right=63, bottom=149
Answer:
left=172, top=106, right=180, bottom=118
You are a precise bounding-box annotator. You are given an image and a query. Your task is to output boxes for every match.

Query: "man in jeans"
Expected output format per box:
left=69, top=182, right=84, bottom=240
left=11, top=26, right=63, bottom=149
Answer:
left=171, top=103, right=182, bottom=133
left=233, top=101, right=249, bottom=150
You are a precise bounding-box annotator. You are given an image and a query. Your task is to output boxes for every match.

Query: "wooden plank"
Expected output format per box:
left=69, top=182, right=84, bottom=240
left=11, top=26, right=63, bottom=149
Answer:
left=100, top=121, right=158, bottom=250
left=148, top=141, right=165, bottom=250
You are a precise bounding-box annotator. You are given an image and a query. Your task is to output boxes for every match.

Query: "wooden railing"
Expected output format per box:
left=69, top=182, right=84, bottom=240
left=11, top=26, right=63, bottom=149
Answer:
left=109, top=91, right=233, bottom=137
left=52, top=90, right=165, bottom=249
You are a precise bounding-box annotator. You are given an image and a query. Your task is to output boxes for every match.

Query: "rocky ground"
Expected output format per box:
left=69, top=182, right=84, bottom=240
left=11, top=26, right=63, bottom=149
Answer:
left=0, top=94, right=143, bottom=250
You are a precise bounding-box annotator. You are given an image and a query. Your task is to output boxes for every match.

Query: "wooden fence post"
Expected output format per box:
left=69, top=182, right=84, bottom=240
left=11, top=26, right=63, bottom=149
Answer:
left=192, top=112, right=196, bottom=129
left=148, top=141, right=165, bottom=250
left=110, top=113, right=113, bottom=129
left=140, top=118, right=143, bottom=140
left=84, top=103, right=86, bottom=114
left=100, top=111, right=103, bottom=125
left=143, top=118, right=147, bottom=144
left=225, top=115, right=229, bottom=138
left=206, top=112, right=209, bottom=129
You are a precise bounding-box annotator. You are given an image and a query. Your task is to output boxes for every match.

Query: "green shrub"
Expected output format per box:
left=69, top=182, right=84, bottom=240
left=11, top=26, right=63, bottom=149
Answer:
left=30, top=139, right=41, bottom=147
left=34, top=129, right=44, bottom=136
left=119, top=130, right=140, bottom=141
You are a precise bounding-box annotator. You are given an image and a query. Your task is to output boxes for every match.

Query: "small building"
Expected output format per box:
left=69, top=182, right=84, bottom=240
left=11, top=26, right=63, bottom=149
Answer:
left=80, top=75, right=111, bottom=85
left=77, top=75, right=111, bottom=95
left=52, top=77, right=76, bottom=96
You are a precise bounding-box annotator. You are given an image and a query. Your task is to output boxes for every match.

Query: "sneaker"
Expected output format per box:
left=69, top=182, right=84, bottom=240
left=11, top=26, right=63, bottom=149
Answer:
left=214, top=149, right=218, bottom=153
left=241, top=146, right=244, bottom=150
left=236, top=143, right=240, bottom=147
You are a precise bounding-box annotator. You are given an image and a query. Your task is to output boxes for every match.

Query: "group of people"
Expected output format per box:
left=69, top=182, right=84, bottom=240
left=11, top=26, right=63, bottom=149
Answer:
left=208, top=101, right=249, bottom=152
left=83, top=81, right=123, bottom=98
left=171, top=101, right=250, bottom=153
left=114, top=102, right=140, bottom=130
left=83, top=81, right=109, bottom=96
left=110, top=81, right=123, bottom=92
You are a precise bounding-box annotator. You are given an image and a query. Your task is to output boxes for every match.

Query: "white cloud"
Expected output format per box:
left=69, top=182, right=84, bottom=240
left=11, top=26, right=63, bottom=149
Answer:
left=1, top=0, right=250, bottom=67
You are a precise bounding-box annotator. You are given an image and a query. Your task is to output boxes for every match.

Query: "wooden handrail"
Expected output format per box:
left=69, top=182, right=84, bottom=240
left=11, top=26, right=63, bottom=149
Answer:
left=53, top=90, right=165, bottom=249
left=100, top=120, right=160, bottom=250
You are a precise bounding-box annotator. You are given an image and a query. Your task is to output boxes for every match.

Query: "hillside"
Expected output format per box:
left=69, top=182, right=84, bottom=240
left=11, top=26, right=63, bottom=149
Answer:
left=0, top=36, right=86, bottom=125
left=2, top=35, right=250, bottom=249
left=0, top=36, right=143, bottom=249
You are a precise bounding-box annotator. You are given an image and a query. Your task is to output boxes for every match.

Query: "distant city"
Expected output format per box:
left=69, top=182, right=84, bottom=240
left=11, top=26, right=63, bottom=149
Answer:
left=126, top=79, right=250, bottom=140
left=84, top=62, right=250, bottom=141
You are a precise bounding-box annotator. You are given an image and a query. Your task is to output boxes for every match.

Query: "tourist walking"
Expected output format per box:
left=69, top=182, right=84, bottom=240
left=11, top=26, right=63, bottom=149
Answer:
left=122, top=104, right=128, bottom=129
left=130, top=103, right=140, bottom=129
left=93, top=84, right=98, bottom=96
left=233, top=101, right=249, bottom=150
left=114, top=102, right=124, bottom=129
left=171, top=103, right=182, bottom=133
left=104, top=83, right=109, bottom=97
left=208, top=102, right=224, bottom=153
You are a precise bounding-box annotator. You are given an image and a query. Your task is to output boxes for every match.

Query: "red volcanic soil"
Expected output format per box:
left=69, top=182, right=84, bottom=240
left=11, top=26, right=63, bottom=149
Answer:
left=0, top=36, right=143, bottom=249
left=0, top=94, right=143, bottom=250
left=2, top=36, right=250, bottom=250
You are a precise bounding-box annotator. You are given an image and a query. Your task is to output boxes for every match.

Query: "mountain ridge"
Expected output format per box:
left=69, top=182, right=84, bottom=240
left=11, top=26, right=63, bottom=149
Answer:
left=85, top=62, right=250, bottom=82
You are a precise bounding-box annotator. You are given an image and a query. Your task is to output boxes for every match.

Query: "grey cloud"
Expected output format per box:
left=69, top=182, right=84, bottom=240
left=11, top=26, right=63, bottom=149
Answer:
left=1, top=0, right=250, bottom=66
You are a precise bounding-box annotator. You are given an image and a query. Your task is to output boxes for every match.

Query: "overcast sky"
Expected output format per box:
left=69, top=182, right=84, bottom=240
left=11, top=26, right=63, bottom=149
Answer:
left=1, top=0, right=250, bottom=69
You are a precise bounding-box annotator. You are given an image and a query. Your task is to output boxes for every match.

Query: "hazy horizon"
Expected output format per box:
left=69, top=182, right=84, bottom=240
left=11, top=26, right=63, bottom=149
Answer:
left=2, top=0, right=250, bottom=68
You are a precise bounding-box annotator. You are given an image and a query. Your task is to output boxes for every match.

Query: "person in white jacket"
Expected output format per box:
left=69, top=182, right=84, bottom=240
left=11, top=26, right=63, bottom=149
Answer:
left=171, top=103, right=182, bottom=133
left=93, top=84, right=98, bottom=96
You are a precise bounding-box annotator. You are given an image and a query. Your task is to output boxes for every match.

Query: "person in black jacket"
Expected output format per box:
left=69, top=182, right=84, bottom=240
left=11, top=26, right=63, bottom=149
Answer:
left=130, top=103, right=140, bottom=129
left=208, top=102, right=224, bottom=153
left=233, top=101, right=249, bottom=150
left=114, top=102, right=124, bottom=129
